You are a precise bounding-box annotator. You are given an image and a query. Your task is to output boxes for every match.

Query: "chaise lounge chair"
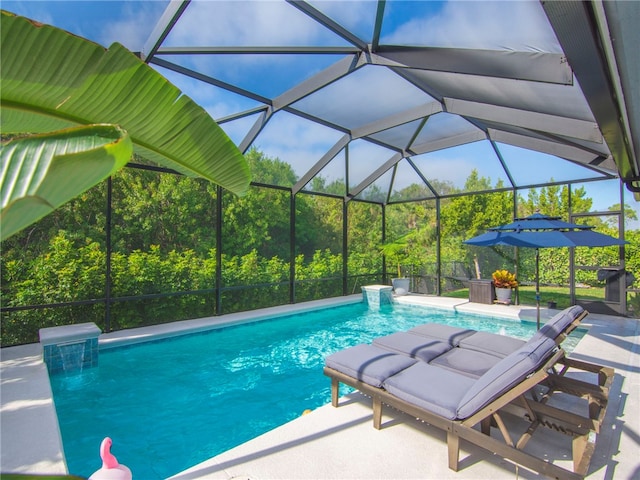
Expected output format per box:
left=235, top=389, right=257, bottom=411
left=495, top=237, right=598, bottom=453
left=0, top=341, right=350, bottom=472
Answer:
left=324, top=306, right=612, bottom=479
left=372, top=305, right=588, bottom=378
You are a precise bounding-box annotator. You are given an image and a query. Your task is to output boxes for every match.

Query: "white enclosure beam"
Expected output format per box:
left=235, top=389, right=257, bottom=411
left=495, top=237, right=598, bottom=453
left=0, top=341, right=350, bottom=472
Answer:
left=293, top=134, right=351, bottom=194
left=488, top=129, right=616, bottom=175
left=142, top=0, right=190, bottom=61
left=372, top=46, right=573, bottom=85
left=444, top=98, right=602, bottom=144
left=351, top=101, right=443, bottom=139
left=273, top=55, right=363, bottom=111
left=348, top=152, right=404, bottom=201
left=410, top=130, right=487, bottom=156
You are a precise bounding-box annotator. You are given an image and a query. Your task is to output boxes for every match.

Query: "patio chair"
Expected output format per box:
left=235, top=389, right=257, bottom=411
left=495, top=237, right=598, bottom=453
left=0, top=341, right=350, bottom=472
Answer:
left=324, top=320, right=613, bottom=479
left=373, top=305, right=588, bottom=378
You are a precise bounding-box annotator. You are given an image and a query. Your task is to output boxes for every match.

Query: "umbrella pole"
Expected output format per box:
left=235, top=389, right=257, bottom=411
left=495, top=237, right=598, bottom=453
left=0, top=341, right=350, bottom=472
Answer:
left=536, top=248, right=540, bottom=329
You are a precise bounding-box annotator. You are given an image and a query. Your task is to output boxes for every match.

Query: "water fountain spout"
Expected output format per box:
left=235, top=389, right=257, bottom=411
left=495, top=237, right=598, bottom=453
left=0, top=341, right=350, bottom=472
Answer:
left=58, top=340, right=86, bottom=373
left=39, top=322, right=101, bottom=375
left=361, top=285, right=394, bottom=310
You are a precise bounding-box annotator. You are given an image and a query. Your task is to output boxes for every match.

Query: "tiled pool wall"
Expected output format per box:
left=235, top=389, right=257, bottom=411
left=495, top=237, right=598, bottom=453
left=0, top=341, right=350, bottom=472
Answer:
left=39, top=322, right=101, bottom=375
left=362, top=285, right=394, bottom=308
left=42, top=337, right=99, bottom=375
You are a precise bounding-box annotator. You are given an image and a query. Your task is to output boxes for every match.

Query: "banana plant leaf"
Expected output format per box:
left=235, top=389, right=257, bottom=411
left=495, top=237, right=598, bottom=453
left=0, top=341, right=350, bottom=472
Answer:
left=1, top=125, right=132, bottom=240
left=1, top=10, right=250, bottom=239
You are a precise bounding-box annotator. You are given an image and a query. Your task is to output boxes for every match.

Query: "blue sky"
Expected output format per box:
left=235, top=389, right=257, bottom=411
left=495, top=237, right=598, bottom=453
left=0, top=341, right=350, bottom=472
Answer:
left=3, top=0, right=638, bottom=225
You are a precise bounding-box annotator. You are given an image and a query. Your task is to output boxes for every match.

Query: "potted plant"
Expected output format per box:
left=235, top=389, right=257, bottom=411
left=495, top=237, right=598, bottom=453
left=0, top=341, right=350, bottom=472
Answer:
left=492, top=269, right=518, bottom=304
left=379, top=235, right=411, bottom=295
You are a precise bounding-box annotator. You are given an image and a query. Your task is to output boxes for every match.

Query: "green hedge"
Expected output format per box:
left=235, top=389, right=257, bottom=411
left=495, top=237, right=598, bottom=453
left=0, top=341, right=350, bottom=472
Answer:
left=0, top=233, right=375, bottom=345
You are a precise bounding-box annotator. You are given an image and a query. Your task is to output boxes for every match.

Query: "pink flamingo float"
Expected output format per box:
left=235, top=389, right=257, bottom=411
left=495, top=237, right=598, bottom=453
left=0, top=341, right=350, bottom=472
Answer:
left=88, top=437, right=132, bottom=480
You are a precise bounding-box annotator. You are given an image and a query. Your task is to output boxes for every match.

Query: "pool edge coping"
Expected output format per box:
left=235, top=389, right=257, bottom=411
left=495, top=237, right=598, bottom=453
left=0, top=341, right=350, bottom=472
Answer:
left=0, top=294, right=613, bottom=476
left=98, top=295, right=363, bottom=349
left=1, top=294, right=363, bottom=475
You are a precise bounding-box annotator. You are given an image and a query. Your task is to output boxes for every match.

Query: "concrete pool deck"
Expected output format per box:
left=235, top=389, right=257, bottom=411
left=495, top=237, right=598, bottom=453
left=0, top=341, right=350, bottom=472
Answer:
left=1, top=295, right=639, bottom=479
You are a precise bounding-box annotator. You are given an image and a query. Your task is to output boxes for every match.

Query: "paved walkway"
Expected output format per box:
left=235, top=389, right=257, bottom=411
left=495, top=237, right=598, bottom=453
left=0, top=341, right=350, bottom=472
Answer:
left=2, top=296, right=639, bottom=479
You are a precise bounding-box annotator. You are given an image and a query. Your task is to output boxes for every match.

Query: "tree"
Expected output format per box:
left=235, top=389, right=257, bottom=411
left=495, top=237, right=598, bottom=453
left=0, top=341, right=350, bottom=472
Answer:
left=607, top=203, right=638, bottom=228
left=436, top=171, right=514, bottom=281
left=441, top=170, right=513, bottom=239
left=518, top=184, right=592, bottom=218
left=111, top=167, right=218, bottom=255
left=383, top=199, right=438, bottom=276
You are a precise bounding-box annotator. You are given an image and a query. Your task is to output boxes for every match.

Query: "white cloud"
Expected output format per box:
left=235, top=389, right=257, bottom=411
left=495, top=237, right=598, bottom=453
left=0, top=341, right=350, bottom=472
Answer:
left=417, top=155, right=478, bottom=188
left=99, top=1, right=169, bottom=51
left=165, top=0, right=339, bottom=47
left=253, top=111, right=345, bottom=176
left=348, top=139, right=398, bottom=185
left=383, top=1, right=561, bottom=53
left=3, top=2, right=55, bottom=26
left=308, top=0, right=376, bottom=38
left=293, top=65, right=429, bottom=129
left=218, top=115, right=254, bottom=145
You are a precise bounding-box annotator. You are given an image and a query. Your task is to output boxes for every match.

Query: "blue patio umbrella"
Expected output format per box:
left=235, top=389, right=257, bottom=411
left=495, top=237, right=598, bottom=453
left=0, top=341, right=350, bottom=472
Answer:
left=464, top=213, right=627, bottom=328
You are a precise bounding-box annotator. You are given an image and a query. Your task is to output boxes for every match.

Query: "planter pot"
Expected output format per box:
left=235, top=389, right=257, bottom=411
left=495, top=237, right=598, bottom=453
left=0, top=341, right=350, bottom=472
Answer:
left=495, top=287, right=513, bottom=304
left=392, top=277, right=410, bottom=296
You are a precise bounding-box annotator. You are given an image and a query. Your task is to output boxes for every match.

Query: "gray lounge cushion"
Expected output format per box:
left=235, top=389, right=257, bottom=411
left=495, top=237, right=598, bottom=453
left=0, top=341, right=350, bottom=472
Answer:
left=373, top=332, right=452, bottom=362
left=408, top=323, right=476, bottom=346
left=456, top=336, right=557, bottom=419
left=532, top=305, right=585, bottom=343
left=325, top=344, right=416, bottom=387
left=429, top=347, right=503, bottom=378
left=458, top=331, right=526, bottom=358
left=383, top=362, right=476, bottom=420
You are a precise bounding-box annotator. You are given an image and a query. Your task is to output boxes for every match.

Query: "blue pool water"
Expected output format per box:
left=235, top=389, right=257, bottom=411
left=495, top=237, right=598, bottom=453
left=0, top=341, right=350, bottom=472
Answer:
left=50, top=302, right=583, bottom=479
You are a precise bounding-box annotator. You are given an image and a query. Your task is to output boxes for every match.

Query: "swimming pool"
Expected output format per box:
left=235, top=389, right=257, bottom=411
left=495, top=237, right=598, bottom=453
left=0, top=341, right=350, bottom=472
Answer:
left=50, top=302, right=584, bottom=479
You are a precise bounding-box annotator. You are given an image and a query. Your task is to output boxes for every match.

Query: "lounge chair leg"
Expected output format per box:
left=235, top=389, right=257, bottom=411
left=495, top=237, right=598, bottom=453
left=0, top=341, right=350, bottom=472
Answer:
left=492, top=412, right=514, bottom=447
left=481, top=417, right=491, bottom=435
left=331, top=378, right=339, bottom=407
left=573, top=433, right=595, bottom=476
left=588, top=395, right=600, bottom=422
left=447, top=432, right=460, bottom=471
left=373, top=397, right=382, bottom=430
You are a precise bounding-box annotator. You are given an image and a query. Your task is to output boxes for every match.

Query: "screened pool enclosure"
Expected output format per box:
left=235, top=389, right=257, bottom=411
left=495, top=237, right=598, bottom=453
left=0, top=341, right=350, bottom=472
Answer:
left=1, top=0, right=639, bottom=346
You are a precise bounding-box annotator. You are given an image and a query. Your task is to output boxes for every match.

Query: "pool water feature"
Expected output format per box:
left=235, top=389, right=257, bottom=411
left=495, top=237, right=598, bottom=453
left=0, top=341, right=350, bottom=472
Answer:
left=50, top=302, right=584, bottom=479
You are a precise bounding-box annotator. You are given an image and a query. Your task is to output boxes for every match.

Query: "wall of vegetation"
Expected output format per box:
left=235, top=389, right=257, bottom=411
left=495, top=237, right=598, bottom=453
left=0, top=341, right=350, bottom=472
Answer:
left=2, top=148, right=639, bottom=346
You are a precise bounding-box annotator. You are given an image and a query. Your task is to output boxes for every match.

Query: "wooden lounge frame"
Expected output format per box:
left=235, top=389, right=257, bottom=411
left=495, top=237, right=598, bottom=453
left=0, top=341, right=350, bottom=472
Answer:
left=551, top=309, right=587, bottom=346
left=325, top=350, right=613, bottom=480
